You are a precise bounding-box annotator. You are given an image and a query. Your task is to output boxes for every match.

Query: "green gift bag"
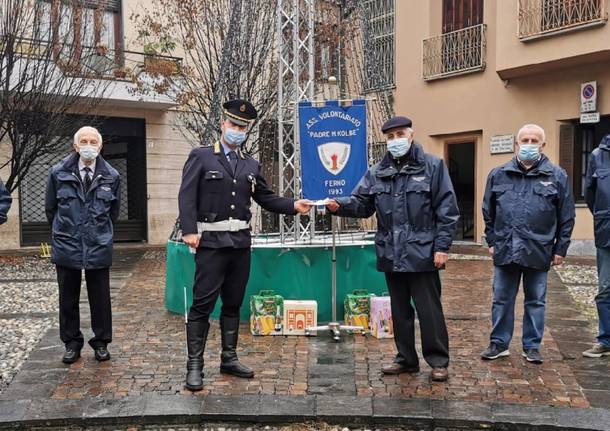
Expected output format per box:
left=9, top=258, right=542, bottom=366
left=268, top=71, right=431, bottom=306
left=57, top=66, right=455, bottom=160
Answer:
left=344, top=289, right=373, bottom=333
left=249, top=290, right=284, bottom=335
left=165, top=240, right=196, bottom=315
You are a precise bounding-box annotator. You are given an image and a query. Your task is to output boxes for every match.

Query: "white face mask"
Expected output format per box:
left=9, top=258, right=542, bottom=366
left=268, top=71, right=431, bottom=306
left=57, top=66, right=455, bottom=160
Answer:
left=387, top=137, right=411, bottom=158
left=79, top=145, right=99, bottom=161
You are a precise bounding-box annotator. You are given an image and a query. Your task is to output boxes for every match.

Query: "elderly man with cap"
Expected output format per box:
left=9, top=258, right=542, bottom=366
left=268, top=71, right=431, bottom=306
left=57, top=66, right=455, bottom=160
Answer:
left=179, top=99, right=313, bottom=391
left=326, top=116, right=459, bottom=382
left=481, top=124, right=575, bottom=364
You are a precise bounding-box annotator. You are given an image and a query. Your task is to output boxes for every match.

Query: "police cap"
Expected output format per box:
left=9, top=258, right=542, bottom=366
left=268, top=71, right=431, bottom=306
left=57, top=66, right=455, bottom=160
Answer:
left=223, top=99, right=258, bottom=126
left=381, top=116, right=412, bottom=133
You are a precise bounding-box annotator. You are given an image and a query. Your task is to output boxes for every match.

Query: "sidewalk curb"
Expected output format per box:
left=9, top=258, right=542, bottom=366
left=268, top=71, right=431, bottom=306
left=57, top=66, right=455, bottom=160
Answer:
left=1, top=395, right=609, bottom=430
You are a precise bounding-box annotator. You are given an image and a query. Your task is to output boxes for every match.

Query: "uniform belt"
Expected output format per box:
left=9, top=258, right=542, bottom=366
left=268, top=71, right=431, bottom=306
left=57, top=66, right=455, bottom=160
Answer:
left=197, top=219, right=250, bottom=233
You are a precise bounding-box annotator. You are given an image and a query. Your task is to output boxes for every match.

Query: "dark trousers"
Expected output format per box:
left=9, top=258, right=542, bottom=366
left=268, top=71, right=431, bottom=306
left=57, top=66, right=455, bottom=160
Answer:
left=188, top=247, right=251, bottom=322
left=385, top=271, right=450, bottom=368
left=57, top=265, right=112, bottom=350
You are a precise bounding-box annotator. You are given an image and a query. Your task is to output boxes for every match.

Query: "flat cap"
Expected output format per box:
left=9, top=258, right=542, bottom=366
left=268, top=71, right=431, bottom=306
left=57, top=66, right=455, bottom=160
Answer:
left=381, top=116, right=412, bottom=133
left=223, top=99, right=258, bottom=126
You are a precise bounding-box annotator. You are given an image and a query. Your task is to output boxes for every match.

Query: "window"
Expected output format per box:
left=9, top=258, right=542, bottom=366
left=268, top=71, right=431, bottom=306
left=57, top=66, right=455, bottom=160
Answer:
left=443, top=0, right=484, bottom=33
left=35, top=0, right=121, bottom=52
left=362, top=0, right=395, bottom=92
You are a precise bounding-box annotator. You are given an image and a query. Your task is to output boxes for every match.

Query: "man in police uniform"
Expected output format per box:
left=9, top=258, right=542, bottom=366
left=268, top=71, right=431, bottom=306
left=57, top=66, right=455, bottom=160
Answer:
left=179, top=99, right=313, bottom=391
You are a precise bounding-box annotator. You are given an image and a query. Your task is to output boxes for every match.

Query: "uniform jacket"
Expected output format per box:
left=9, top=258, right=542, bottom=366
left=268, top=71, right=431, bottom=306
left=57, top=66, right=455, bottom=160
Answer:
left=178, top=142, right=296, bottom=249
left=335, top=142, right=460, bottom=273
left=45, top=153, right=121, bottom=269
left=585, top=135, right=610, bottom=249
left=0, top=178, right=11, bottom=224
left=483, top=155, right=575, bottom=271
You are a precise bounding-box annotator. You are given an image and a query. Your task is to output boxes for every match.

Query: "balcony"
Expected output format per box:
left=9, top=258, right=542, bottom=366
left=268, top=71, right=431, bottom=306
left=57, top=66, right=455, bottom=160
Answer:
left=422, top=24, right=487, bottom=81
left=3, top=36, right=182, bottom=108
left=6, top=37, right=181, bottom=79
left=519, top=0, right=608, bottom=41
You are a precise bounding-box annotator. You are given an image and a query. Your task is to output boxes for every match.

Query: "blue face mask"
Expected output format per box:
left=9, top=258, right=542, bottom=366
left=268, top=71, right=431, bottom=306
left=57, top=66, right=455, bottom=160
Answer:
left=387, top=138, right=411, bottom=158
left=518, top=144, right=541, bottom=162
left=224, top=127, right=247, bottom=146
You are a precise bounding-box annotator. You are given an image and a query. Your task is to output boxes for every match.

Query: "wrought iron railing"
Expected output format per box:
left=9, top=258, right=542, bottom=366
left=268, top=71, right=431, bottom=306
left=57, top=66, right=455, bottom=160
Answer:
left=519, top=0, right=607, bottom=40
left=422, top=24, right=486, bottom=81
left=3, top=36, right=182, bottom=81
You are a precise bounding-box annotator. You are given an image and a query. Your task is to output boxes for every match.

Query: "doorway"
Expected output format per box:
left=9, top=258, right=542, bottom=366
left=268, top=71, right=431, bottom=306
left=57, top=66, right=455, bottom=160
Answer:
left=446, top=142, right=475, bottom=240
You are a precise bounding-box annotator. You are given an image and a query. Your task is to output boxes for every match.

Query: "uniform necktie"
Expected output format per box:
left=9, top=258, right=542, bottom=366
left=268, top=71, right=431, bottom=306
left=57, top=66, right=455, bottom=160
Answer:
left=83, top=167, right=92, bottom=193
left=228, top=151, right=238, bottom=174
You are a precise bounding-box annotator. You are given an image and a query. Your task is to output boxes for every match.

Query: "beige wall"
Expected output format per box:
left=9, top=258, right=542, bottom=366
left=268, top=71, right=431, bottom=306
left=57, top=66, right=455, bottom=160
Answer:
left=395, top=0, right=608, bottom=248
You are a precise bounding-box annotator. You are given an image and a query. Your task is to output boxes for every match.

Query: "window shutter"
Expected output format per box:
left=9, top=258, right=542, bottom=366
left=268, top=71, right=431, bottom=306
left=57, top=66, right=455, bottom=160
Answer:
left=559, top=123, right=575, bottom=180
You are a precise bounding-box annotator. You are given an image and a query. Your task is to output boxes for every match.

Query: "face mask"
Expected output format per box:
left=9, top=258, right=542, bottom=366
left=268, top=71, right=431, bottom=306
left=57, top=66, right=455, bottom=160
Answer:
left=518, top=144, right=540, bottom=162
left=387, top=138, right=411, bottom=158
left=224, top=128, right=247, bottom=146
left=79, top=145, right=99, bottom=161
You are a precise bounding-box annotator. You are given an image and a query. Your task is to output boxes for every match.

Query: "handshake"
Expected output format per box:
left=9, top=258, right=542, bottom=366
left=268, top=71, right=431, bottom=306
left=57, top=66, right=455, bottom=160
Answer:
left=293, top=198, right=340, bottom=214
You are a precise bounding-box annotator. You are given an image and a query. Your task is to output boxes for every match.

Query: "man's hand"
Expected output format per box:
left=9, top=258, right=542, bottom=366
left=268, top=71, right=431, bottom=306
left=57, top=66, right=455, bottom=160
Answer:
left=183, top=233, right=200, bottom=249
left=294, top=199, right=314, bottom=214
left=488, top=247, right=494, bottom=255
left=326, top=200, right=340, bottom=213
left=552, top=255, right=565, bottom=266
left=434, top=252, right=449, bottom=269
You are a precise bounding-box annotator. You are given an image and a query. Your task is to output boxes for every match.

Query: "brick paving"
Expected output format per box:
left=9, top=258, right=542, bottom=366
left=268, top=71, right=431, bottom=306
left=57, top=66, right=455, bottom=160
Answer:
left=26, top=251, right=601, bottom=409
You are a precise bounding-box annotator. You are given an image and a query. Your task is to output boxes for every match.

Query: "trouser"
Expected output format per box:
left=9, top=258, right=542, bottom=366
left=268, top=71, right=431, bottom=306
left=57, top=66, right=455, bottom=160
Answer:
left=384, top=271, right=450, bottom=369
left=188, top=247, right=251, bottom=322
left=596, top=247, right=610, bottom=347
left=490, top=264, right=548, bottom=350
left=56, top=265, right=112, bottom=350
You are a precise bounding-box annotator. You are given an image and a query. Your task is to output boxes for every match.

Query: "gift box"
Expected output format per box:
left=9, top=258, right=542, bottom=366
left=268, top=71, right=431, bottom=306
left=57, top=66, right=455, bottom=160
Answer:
left=249, top=290, right=284, bottom=336
left=370, top=294, right=393, bottom=338
left=344, top=289, right=372, bottom=333
left=283, top=300, right=317, bottom=336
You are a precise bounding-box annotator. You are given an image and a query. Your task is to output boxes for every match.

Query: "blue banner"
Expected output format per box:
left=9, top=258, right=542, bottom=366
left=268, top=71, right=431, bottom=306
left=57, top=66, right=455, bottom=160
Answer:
left=298, top=100, right=368, bottom=200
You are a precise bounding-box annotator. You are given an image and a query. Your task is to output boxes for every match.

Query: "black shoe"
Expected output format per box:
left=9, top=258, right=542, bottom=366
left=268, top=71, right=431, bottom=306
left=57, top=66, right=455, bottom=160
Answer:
left=220, top=316, right=254, bottom=379
left=94, top=346, right=111, bottom=362
left=185, top=321, right=210, bottom=391
left=62, top=348, right=81, bottom=364
left=522, top=348, right=543, bottom=364
left=481, top=342, right=510, bottom=360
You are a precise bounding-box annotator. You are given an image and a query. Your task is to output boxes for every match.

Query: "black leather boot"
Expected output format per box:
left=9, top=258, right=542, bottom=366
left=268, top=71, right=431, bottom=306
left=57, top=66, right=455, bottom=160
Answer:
left=185, top=321, right=209, bottom=391
left=220, top=316, right=254, bottom=378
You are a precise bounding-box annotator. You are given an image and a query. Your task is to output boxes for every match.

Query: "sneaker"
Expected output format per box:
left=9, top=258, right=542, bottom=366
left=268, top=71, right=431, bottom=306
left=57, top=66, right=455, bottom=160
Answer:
left=582, top=343, right=610, bottom=358
left=522, top=348, right=543, bottom=364
left=481, top=343, right=510, bottom=360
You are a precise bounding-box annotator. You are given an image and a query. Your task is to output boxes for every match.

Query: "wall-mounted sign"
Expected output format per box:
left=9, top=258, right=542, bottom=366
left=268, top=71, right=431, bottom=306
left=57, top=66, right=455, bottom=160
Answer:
left=581, top=112, right=600, bottom=124
left=490, top=134, right=515, bottom=154
left=581, top=81, right=597, bottom=113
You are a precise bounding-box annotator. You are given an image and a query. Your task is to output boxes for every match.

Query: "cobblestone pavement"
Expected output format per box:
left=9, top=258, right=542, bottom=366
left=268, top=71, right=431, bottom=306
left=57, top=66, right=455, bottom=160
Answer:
left=555, top=263, right=599, bottom=324
left=0, top=250, right=140, bottom=395
left=0, top=255, right=57, bottom=394
left=2, top=248, right=610, bottom=430
left=0, top=250, right=603, bottom=409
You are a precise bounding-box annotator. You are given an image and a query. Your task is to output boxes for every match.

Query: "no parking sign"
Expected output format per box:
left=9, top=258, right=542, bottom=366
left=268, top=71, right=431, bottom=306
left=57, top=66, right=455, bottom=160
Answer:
left=581, top=81, right=597, bottom=113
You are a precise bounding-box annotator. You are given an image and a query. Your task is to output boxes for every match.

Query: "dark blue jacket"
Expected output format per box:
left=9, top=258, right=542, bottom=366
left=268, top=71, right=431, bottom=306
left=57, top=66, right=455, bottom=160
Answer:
left=178, top=142, right=296, bottom=248
left=45, top=153, right=121, bottom=269
left=483, top=155, right=575, bottom=271
left=335, top=142, right=459, bottom=272
left=585, top=135, right=610, bottom=249
left=0, top=179, right=11, bottom=225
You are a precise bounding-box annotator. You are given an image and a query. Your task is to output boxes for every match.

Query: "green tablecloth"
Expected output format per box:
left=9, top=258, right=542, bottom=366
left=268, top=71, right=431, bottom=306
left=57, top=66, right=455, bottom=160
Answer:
left=165, top=241, right=388, bottom=322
